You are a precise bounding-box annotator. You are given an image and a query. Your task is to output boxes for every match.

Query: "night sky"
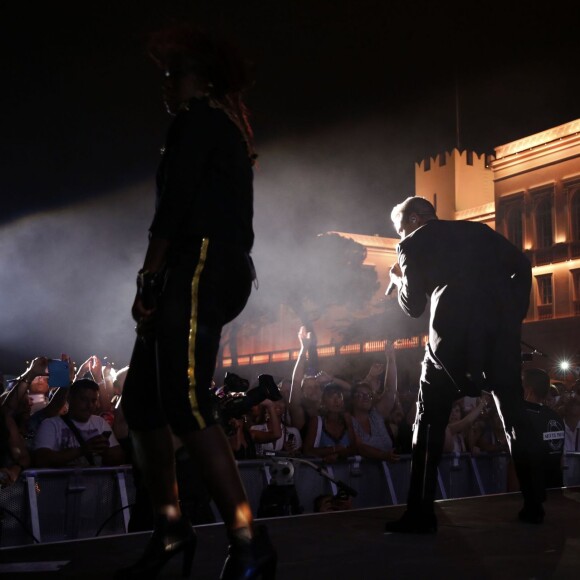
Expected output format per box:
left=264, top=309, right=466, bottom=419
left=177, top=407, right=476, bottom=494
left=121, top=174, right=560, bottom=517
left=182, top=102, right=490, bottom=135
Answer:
left=1, top=1, right=579, bottom=374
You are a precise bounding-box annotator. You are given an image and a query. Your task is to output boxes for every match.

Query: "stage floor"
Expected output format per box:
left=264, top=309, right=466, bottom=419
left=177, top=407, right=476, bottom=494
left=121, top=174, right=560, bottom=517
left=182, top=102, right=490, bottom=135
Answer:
left=1, top=487, right=579, bottom=579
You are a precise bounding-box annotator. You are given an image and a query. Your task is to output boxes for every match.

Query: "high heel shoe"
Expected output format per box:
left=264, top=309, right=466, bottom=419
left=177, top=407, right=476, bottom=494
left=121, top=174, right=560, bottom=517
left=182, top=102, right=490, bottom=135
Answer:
left=220, top=524, right=277, bottom=580
left=115, top=514, right=197, bottom=579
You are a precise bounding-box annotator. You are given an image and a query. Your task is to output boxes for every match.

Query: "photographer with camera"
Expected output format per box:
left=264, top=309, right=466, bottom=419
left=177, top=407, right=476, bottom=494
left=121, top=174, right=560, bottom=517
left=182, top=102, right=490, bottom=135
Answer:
left=228, top=398, right=282, bottom=461
left=214, top=373, right=284, bottom=460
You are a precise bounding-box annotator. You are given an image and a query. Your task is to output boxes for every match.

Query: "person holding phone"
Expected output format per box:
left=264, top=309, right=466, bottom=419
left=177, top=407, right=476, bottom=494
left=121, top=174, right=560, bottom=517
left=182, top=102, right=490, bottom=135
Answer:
left=2, top=355, right=72, bottom=442
left=33, top=379, right=125, bottom=468
left=2, top=357, right=51, bottom=420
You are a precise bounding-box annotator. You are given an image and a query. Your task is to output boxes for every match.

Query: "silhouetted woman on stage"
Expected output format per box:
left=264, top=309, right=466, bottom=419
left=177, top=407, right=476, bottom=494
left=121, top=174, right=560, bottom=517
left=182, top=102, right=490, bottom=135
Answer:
left=118, top=23, right=275, bottom=579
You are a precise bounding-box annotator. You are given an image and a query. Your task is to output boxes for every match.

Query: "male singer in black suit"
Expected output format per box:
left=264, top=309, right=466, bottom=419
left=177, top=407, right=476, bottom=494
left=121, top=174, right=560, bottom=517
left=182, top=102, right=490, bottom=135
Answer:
left=384, top=196, right=542, bottom=533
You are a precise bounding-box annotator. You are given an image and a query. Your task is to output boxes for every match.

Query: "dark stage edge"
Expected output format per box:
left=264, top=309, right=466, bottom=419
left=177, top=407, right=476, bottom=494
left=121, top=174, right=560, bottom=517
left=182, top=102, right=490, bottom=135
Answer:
left=1, top=487, right=580, bottom=580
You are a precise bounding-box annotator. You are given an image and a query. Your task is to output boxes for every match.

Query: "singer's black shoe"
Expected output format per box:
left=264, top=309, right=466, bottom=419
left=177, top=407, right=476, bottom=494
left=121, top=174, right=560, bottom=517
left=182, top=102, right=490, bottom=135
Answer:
left=518, top=504, right=544, bottom=525
left=220, top=524, right=277, bottom=580
left=115, top=514, right=196, bottom=579
left=384, top=510, right=437, bottom=534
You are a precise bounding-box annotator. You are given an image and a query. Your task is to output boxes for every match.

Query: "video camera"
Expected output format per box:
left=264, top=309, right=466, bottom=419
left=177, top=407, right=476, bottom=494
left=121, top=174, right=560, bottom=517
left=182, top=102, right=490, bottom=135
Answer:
left=213, top=372, right=282, bottom=434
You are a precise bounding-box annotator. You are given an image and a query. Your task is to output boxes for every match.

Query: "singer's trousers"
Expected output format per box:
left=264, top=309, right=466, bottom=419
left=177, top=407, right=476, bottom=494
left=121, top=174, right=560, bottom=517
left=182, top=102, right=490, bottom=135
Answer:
left=406, top=330, right=545, bottom=516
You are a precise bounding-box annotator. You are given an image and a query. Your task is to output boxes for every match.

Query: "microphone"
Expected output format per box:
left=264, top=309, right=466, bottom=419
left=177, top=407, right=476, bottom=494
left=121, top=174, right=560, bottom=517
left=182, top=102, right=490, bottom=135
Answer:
left=385, top=281, right=397, bottom=296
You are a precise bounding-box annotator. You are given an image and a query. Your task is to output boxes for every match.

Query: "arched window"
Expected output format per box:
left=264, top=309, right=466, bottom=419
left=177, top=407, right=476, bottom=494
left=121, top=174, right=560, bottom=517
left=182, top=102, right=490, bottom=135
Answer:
left=506, top=206, right=523, bottom=250
left=536, top=198, right=553, bottom=249
left=572, top=190, right=580, bottom=241
left=536, top=274, right=553, bottom=305
left=536, top=274, right=554, bottom=320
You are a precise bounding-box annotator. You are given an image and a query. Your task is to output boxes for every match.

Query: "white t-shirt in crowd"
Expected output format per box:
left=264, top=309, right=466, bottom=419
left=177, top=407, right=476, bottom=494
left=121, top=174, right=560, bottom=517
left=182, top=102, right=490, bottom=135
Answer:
left=33, top=415, right=120, bottom=467
left=250, top=424, right=302, bottom=455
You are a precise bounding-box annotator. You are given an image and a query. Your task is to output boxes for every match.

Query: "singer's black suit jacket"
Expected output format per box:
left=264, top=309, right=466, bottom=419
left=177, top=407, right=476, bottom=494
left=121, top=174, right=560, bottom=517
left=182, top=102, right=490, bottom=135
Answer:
left=396, top=219, right=532, bottom=392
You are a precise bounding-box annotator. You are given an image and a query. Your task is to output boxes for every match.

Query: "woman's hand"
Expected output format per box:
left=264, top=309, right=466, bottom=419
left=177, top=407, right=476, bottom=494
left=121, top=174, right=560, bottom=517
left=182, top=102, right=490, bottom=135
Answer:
left=132, top=294, right=156, bottom=324
left=366, top=363, right=385, bottom=379
left=74, top=357, right=92, bottom=381
left=88, top=355, right=104, bottom=383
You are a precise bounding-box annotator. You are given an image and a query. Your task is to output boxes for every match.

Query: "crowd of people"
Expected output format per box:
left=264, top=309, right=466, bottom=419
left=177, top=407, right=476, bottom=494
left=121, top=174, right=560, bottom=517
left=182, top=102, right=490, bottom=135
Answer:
left=2, top=329, right=577, bottom=497
left=0, top=355, right=128, bottom=487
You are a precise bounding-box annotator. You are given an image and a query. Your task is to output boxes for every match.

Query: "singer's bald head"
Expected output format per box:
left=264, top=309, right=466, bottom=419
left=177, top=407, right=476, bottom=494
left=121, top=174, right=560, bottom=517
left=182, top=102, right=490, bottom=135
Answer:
left=391, top=197, right=437, bottom=224
left=391, top=196, right=437, bottom=240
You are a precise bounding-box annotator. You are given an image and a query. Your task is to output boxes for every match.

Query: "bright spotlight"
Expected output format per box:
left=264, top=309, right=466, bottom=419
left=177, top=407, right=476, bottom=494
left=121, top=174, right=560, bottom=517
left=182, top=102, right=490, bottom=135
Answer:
left=558, top=360, right=571, bottom=372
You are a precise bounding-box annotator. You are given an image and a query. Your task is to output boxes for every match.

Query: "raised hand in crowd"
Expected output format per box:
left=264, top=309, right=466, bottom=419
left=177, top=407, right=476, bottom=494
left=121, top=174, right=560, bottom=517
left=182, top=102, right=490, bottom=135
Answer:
left=298, top=325, right=312, bottom=350
left=363, top=362, right=385, bottom=392
left=75, top=355, right=116, bottom=416
left=288, top=327, right=318, bottom=432
left=1, top=356, right=48, bottom=414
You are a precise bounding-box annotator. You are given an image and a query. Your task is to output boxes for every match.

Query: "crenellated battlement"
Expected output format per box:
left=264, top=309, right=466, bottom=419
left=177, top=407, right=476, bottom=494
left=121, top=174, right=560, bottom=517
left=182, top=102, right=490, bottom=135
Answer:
left=414, top=148, right=495, bottom=219
left=415, top=149, right=492, bottom=173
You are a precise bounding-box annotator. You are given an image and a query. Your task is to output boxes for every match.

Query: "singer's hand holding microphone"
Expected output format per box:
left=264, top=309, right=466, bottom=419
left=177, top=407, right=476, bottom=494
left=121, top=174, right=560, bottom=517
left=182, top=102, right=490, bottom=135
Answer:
left=386, top=262, right=402, bottom=296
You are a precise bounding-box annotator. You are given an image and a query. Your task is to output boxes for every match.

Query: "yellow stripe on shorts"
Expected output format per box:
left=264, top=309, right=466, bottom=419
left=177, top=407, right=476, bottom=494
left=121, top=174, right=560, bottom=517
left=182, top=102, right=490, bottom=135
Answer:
left=187, top=238, right=209, bottom=428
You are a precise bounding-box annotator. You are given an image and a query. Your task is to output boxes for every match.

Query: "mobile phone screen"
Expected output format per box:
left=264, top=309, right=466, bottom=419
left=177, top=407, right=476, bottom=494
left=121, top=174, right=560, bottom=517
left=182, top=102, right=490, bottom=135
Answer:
left=48, top=359, right=70, bottom=387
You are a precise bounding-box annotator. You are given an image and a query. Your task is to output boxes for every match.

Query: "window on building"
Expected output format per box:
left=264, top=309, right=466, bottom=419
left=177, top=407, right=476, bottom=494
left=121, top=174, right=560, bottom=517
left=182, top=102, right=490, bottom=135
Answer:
left=506, top=205, right=523, bottom=250
left=572, top=269, right=580, bottom=299
left=438, top=154, right=446, bottom=167
left=536, top=274, right=553, bottom=305
left=466, top=151, right=473, bottom=166
left=535, top=197, right=553, bottom=249
left=571, top=269, right=580, bottom=316
left=572, top=190, right=580, bottom=241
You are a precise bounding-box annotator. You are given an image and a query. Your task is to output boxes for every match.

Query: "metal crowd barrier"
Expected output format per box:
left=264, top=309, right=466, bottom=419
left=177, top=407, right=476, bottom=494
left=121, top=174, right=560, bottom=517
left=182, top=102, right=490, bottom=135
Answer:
left=1, top=453, right=579, bottom=548
left=0, top=466, right=136, bottom=548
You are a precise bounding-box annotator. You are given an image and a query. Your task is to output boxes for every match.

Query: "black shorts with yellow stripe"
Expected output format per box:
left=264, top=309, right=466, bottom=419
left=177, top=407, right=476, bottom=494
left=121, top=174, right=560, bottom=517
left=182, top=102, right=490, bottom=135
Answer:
left=122, top=238, right=253, bottom=435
